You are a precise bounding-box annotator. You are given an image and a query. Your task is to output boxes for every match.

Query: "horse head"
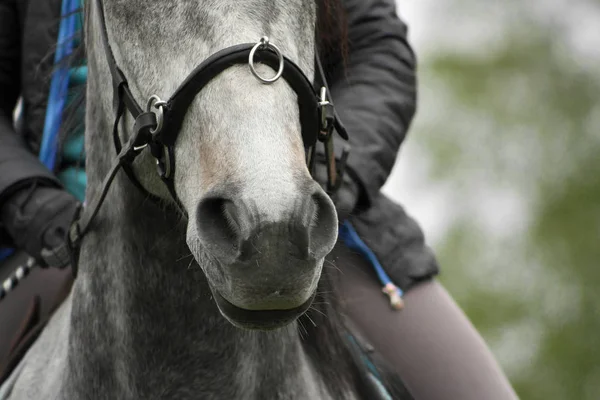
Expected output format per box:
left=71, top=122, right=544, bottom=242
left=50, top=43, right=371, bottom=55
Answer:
left=87, top=0, right=339, bottom=330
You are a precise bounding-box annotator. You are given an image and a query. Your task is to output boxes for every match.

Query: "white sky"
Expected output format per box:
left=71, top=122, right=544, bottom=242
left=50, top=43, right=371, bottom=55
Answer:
left=386, top=0, right=600, bottom=246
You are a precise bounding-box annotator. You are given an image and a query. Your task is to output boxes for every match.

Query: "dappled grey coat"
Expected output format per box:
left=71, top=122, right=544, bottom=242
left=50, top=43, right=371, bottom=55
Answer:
left=0, top=0, right=438, bottom=290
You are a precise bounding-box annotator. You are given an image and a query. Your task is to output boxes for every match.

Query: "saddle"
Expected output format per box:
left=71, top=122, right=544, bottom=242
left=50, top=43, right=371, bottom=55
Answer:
left=0, top=250, right=74, bottom=384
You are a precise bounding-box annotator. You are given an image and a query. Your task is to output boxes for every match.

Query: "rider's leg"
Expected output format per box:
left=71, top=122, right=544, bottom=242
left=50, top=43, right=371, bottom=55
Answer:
left=0, top=250, right=73, bottom=368
left=335, top=246, right=519, bottom=400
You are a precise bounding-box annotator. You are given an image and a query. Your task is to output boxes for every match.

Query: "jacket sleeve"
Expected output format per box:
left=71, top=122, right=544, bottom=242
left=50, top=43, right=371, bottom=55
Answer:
left=0, top=0, right=62, bottom=242
left=0, top=0, right=61, bottom=200
left=327, top=0, right=417, bottom=208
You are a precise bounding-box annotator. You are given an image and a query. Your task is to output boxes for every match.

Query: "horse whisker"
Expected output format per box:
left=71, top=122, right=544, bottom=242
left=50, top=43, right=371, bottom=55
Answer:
left=308, top=306, right=328, bottom=319
left=176, top=253, right=194, bottom=262
left=297, top=319, right=308, bottom=340
left=186, top=257, right=196, bottom=270
left=305, top=313, right=317, bottom=328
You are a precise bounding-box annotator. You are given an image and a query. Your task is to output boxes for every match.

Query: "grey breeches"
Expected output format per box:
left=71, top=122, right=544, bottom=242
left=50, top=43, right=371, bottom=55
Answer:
left=334, top=246, right=519, bottom=400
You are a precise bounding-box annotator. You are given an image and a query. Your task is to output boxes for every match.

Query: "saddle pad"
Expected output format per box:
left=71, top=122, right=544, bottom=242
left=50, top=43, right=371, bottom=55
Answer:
left=344, top=323, right=414, bottom=400
left=0, top=251, right=73, bottom=387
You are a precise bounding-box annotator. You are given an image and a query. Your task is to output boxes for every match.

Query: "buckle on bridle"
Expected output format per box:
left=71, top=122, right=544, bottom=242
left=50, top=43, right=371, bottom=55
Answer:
left=129, top=95, right=174, bottom=179
left=151, top=143, right=173, bottom=179
left=144, top=96, right=173, bottom=179
left=315, top=86, right=351, bottom=195
left=128, top=95, right=166, bottom=154
left=147, top=95, right=167, bottom=135
left=317, top=87, right=335, bottom=142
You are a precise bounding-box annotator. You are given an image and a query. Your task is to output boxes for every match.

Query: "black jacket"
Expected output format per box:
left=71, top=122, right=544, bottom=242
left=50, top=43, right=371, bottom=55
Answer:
left=0, top=0, right=438, bottom=290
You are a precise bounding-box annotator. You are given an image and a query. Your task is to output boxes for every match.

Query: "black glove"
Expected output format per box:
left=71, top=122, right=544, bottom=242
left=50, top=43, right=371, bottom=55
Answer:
left=0, top=183, right=80, bottom=268
left=314, top=158, right=361, bottom=222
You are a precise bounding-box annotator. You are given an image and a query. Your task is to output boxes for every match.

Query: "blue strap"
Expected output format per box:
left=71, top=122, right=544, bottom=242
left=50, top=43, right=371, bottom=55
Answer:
left=339, top=220, right=404, bottom=309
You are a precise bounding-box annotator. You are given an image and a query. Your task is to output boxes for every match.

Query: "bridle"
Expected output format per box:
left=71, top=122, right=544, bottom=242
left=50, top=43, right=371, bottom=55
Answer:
left=65, top=0, right=350, bottom=275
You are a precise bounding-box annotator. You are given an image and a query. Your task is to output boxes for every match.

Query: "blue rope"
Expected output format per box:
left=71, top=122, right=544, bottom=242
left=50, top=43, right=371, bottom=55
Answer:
left=0, top=248, right=14, bottom=261
left=0, top=0, right=80, bottom=263
left=339, top=220, right=404, bottom=309
left=39, top=0, right=79, bottom=170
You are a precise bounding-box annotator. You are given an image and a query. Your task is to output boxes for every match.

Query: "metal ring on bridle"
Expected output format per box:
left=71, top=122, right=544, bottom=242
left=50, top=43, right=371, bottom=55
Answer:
left=249, top=36, right=284, bottom=84
left=147, top=95, right=167, bottom=135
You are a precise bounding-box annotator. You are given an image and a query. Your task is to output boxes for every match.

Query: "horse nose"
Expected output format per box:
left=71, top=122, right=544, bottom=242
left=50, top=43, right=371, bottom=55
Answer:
left=195, top=183, right=338, bottom=263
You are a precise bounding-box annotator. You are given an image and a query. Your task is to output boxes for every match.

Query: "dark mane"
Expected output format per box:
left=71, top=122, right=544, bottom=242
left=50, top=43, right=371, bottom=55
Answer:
left=316, top=0, right=349, bottom=68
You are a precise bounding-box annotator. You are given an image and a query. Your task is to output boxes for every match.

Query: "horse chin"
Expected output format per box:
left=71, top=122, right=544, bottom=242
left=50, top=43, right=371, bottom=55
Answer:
left=212, top=289, right=317, bottom=331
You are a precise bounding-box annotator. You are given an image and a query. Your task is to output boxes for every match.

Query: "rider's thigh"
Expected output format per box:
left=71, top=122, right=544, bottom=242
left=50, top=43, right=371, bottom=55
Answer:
left=335, top=247, right=519, bottom=400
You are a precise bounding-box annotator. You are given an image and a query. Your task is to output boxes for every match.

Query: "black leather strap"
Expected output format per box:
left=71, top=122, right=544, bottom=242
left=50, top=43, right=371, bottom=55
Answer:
left=69, top=116, right=151, bottom=252
left=111, top=96, right=166, bottom=205
left=161, top=44, right=320, bottom=149
left=72, top=146, right=135, bottom=240
left=314, top=53, right=348, bottom=140
left=94, top=0, right=144, bottom=117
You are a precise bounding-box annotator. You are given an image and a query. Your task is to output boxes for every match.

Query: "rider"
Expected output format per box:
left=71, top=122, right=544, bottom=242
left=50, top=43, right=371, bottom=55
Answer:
left=0, top=0, right=518, bottom=398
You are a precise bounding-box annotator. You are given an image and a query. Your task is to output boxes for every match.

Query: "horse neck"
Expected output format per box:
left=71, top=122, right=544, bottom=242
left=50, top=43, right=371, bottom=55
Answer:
left=63, top=85, right=332, bottom=400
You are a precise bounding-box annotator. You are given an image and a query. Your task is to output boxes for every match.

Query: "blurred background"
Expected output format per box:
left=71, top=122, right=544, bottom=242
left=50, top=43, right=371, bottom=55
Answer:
left=387, top=1, right=600, bottom=399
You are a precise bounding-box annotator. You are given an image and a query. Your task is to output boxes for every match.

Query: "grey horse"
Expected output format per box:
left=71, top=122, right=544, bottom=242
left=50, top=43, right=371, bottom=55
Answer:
left=0, top=0, right=402, bottom=399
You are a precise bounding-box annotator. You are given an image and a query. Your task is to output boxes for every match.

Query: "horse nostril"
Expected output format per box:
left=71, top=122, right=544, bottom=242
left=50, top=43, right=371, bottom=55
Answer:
left=196, top=197, right=244, bottom=262
left=307, top=187, right=338, bottom=260
left=195, top=185, right=338, bottom=263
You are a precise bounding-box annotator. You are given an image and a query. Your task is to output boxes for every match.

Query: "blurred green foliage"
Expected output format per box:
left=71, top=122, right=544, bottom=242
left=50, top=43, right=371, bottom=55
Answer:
left=410, top=4, right=600, bottom=399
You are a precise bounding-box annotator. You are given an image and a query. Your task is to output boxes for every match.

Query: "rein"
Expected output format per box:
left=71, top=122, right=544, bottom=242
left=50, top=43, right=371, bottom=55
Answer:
left=63, top=0, right=350, bottom=276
